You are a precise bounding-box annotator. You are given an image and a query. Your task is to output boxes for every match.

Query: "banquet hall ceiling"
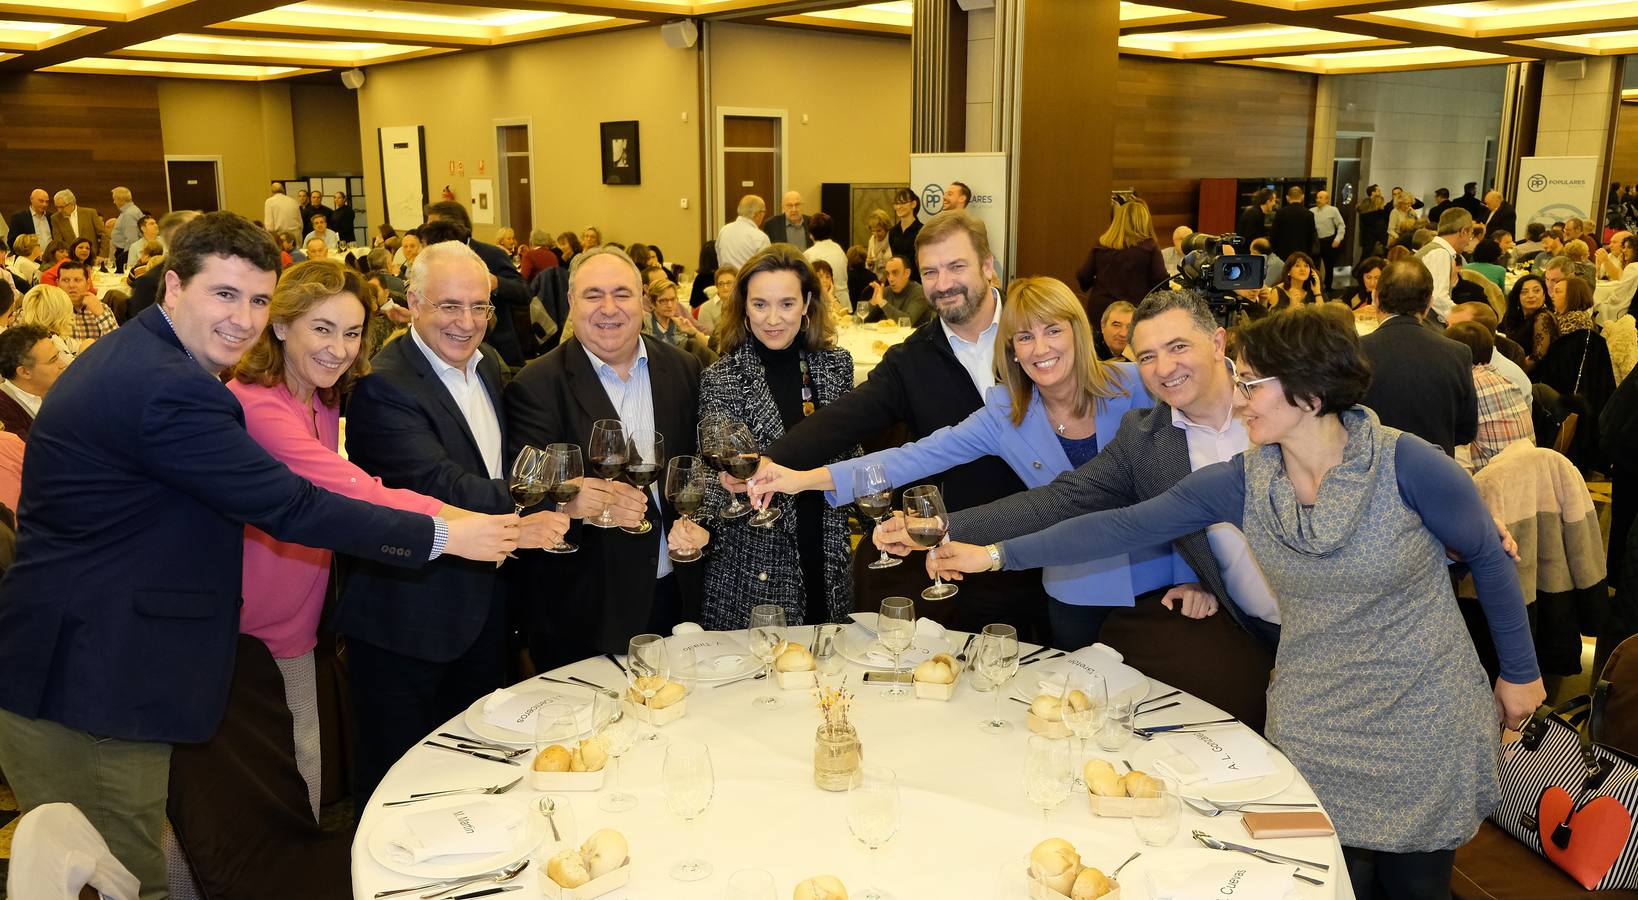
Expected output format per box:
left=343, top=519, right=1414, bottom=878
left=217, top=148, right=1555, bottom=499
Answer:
left=0, top=0, right=1631, bottom=81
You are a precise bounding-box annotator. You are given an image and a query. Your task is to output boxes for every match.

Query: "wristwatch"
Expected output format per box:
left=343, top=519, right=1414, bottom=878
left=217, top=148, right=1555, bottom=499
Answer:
left=985, top=543, right=1003, bottom=572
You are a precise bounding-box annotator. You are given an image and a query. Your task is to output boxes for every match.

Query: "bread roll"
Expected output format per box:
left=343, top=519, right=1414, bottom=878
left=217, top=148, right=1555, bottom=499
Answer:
left=793, top=875, right=849, bottom=899
left=1030, top=695, right=1063, bottom=722
left=577, top=735, right=608, bottom=772
left=546, top=849, right=591, bottom=888
left=1122, top=770, right=1162, bottom=799
left=776, top=645, right=815, bottom=672
left=1083, top=759, right=1123, bottom=797
left=1064, top=689, right=1090, bottom=712
left=649, top=681, right=686, bottom=709
left=913, top=654, right=956, bottom=684
left=1029, top=838, right=1081, bottom=895
left=581, top=827, right=628, bottom=879
left=1071, top=866, right=1113, bottom=900
left=534, top=744, right=572, bottom=773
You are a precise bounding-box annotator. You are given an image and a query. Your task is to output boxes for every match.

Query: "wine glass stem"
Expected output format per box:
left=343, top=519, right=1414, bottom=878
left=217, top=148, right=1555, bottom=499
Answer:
left=608, top=755, right=620, bottom=795
left=890, top=648, right=901, bottom=686
left=993, top=681, right=1004, bottom=726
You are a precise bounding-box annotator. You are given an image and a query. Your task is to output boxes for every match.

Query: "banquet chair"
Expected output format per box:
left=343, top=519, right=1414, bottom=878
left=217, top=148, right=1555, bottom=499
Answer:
left=1451, top=634, right=1638, bottom=899
left=6, top=802, right=140, bottom=900
left=1552, top=412, right=1580, bottom=456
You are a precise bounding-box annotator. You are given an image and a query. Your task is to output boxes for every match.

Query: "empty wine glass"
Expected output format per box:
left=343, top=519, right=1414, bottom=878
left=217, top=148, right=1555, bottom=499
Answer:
left=593, top=692, right=637, bottom=812
left=903, top=485, right=957, bottom=600
left=852, top=464, right=901, bottom=570
left=621, top=430, right=664, bottom=535
left=725, top=869, right=777, bottom=900
left=1022, top=735, right=1073, bottom=823
left=847, top=766, right=901, bottom=900
left=1132, top=775, right=1182, bottom=847
left=1060, top=670, right=1107, bottom=787
left=722, top=421, right=762, bottom=522
left=1096, top=697, right=1135, bottom=751
left=588, top=418, right=628, bottom=528
left=665, top=456, right=708, bottom=563
left=532, top=702, right=577, bottom=760
left=542, top=443, right=582, bottom=554
left=663, top=739, right=715, bottom=881
left=877, top=597, right=915, bottom=701
left=974, top=624, right=1019, bottom=734
left=627, top=633, right=670, bottom=744
left=746, top=604, right=787, bottom=710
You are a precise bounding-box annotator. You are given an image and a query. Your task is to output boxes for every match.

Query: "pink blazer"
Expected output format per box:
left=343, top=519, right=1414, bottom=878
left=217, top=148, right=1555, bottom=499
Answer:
left=229, top=380, right=443, bottom=658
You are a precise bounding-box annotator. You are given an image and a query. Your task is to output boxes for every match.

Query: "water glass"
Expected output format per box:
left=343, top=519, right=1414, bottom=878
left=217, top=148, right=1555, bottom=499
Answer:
left=847, top=766, right=901, bottom=900
left=1132, top=779, right=1182, bottom=847
left=814, top=623, right=846, bottom=679
left=1095, top=697, right=1134, bottom=751
left=532, top=702, right=577, bottom=757
left=1060, top=670, right=1107, bottom=786
left=593, top=692, right=638, bottom=812
left=1021, top=735, right=1073, bottom=823
left=877, top=597, right=915, bottom=700
left=974, top=624, right=1019, bottom=734
left=725, top=869, right=777, bottom=900
left=662, top=739, right=716, bottom=881
left=747, top=604, right=787, bottom=710
left=628, top=633, right=670, bottom=744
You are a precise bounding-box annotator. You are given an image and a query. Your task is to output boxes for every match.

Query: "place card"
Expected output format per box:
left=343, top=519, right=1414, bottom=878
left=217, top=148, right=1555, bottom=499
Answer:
left=1154, top=728, right=1275, bottom=785
left=481, top=689, right=591, bottom=736
left=667, top=634, right=749, bottom=674
left=1026, top=644, right=1147, bottom=703
left=1146, top=860, right=1299, bottom=900
left=387, top=802, right=523, bottom=864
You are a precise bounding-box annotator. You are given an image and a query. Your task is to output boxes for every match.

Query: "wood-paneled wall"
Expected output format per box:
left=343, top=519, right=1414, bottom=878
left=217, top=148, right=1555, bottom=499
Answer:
left=0, top=73, right=169, bottom=230
left=1112, top=58, right=1316, bottom=241
left=1612, top=103, right=1638, bottom=190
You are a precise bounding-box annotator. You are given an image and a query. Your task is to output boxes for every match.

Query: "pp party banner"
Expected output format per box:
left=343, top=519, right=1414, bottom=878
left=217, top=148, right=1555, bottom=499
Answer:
left=1517, top=156, right=1599, bottom=227
left=910, top=152, right=1010, bottom=275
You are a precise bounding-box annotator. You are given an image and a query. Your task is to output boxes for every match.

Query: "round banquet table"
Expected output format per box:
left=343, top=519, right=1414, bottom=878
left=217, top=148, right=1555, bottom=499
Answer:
left=834, top=320, right=915, bottom=385
left=352, top=627, right=1356, bottom=900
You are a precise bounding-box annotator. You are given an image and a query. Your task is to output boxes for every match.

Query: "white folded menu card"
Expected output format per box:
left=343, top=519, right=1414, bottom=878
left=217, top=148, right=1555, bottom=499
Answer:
left=1152, top=727, right=1275, bottom=785
left=668, top=633, right=750, bottom=674
left=480, top=689, right=592, bottom=736
left=1147, top=861, right=1300, bottom=900
left=1029, top=644, right=1147, bottom=702
left=847, top=614, right=945, bottom=666
left=386, top=802, right=524, bottom=864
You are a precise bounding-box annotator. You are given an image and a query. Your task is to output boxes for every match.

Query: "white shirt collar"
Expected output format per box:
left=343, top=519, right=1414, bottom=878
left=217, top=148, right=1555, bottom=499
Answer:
left=582, top=336, right=648, bottom=379
left=409, top=324, right=482, bottom=380
left=1, top=380, right=41, bottom=415
left=940, top=288, right=1002, bottom=348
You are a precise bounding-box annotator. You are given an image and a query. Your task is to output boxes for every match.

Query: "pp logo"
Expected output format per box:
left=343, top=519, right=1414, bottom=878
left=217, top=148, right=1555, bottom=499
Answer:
left=1527, top=174, right=1548, bottom=192
left=921, top=184, right=945, bottom=215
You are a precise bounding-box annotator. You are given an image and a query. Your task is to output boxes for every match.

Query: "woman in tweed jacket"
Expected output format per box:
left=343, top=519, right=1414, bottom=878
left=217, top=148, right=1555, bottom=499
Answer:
left=696, top=244, right=860, bottom=630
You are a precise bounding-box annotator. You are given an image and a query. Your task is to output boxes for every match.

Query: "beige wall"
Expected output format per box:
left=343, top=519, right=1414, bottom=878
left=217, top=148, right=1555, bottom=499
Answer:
left=157, top=79, right=294, bottom=220
left=708, top=23, right=912, bottom=230
left=355, top=26, right=704, bottom=259
left=292, top=83, right=364, bottom=174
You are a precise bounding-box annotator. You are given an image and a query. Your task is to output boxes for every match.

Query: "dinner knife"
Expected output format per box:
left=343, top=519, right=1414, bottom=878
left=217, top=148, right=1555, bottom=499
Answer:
left=449, top=887, right=521, bottom=900
left=604, top=652, right=628, bottom=676
left=1192, top=830, right=1330, bottom=871
left=421, top=741, right=520, bottom=766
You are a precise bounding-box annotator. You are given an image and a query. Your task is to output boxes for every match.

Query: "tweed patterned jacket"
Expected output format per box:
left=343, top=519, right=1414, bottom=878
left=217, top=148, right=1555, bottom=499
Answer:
left=696, top=340, right=861, bottom=630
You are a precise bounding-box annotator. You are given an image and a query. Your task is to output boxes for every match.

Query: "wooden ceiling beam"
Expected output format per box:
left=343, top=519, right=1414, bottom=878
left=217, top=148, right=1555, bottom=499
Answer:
left=700, top=0, right=875, bottom=23
left=408, top=0, right=685, bottom=23
left=1147, top=0, right=1564, bottom=59
left=199, top=20, right=492, bottom=49
left=0, top=0, right=292, bottom=71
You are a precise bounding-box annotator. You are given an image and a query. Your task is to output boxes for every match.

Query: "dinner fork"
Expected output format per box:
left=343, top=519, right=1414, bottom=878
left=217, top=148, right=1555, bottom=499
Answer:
left=955, top=633, right=976, bottom=664
left=1181, top=795, right=1320, bottom=817
left=384, top=777, right=524, bottom=807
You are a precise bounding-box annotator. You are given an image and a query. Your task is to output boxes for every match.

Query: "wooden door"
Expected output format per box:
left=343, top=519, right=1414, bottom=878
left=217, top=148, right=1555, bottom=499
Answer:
left=499, top=124, right=532, bottom=236
left=722, top=115, right=779, bottom=225
left=166, top=160, right=220, bottom=212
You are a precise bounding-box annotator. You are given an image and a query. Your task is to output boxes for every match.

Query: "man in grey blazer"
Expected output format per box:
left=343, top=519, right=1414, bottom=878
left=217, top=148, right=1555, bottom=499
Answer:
left=879, top=290, right=1279, bottom=729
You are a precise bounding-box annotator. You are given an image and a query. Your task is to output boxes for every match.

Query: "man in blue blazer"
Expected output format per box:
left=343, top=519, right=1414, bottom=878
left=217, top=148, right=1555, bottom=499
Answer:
left=338, top=240, right=571, bottom=808
left=0, top=213, right=520, bottom=899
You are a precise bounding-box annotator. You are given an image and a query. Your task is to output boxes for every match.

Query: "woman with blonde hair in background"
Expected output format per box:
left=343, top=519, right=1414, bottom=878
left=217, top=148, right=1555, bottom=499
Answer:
left=1075, top=198, right=1169, bottom=330
left=18, top=284, right=87, bottom=358
left=751, top=276, right=1197, bottom=647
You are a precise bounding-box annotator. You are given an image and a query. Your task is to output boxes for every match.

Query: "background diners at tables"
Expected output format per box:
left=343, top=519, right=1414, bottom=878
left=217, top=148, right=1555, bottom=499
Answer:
left=2, top=178, right=1638, bottom=900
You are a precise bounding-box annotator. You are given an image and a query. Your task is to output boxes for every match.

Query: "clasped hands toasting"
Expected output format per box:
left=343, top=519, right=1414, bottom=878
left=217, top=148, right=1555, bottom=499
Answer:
left=450, top=473, right=712, bottom=562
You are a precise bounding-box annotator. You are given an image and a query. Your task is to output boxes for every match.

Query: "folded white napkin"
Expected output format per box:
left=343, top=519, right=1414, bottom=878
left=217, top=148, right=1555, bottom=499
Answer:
left=386, top=803, right=524, bottom=864
left=848, top=614, right=945, bottom=666
left=1026, top=644, right=1145, bottom=702
left=1152, top=728, right=1275, bottom=786
left=480, top=689, right=592, bottom=736
left=1147, top=860, right=1300, bottom=900
left=667, top=633, right=750, bottom=673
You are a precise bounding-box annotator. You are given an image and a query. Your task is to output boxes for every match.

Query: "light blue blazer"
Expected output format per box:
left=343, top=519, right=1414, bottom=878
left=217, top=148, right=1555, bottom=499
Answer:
left=824, top=362, right=1193, bottom=607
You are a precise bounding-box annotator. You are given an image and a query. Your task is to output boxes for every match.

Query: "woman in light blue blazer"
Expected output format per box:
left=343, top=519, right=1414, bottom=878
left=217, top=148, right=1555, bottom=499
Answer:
left=751, top=276, right=1196, bottom=647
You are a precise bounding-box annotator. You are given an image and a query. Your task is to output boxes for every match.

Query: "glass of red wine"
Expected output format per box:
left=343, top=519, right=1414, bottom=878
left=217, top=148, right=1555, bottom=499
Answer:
left=852, top=463, right=901, bottom=570
left=903, top=484, right=958, bottom=600
left=697, top=415, right=747, bottom=521
left=588, top=418, right=628, bottom=528
left=665, top=456, right=707, bottom=563
left=622, top=430, right=664, bottom=535
left=542, top=442, right=581, bottom=554
left=719, top=421, right=760, bottom=521
left=501, top=444, right=548, bottom=566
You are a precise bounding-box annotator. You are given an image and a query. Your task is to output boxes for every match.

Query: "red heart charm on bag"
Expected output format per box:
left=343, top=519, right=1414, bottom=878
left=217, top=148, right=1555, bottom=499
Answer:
left=1538, top=785, right=1634, bottom=889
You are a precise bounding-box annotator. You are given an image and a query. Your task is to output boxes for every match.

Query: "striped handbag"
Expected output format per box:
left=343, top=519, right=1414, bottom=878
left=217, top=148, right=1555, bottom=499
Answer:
left=1491, top=696, right=1638, bottom=890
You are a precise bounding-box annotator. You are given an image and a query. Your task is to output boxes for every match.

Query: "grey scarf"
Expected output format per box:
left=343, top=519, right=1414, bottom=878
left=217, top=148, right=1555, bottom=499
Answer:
left=1249, top=406, right=1385, bottom=557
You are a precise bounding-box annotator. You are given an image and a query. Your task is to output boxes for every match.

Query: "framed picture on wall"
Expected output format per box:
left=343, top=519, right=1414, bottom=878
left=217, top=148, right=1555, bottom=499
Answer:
left=600, top=120, right=640, bottom=185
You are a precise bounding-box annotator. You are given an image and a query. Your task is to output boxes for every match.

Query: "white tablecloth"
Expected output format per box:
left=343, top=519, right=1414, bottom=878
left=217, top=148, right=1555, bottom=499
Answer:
left=352, top=629, right=1354, bottom=900
left=834, top=321, right=914, bottom=385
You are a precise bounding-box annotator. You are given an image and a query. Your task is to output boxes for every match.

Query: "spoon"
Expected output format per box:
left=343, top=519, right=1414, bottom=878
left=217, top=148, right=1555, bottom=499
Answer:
left=419, top=859, right=530, bottom=900
left=537, top=796, right=561, bottom=841
left=1109, top=851, right=1141, bottom=879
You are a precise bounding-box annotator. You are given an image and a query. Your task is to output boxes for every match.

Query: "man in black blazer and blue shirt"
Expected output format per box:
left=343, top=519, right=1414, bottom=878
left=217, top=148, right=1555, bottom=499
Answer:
left=339, top=240, right=570, bottom=806
left=1360, top=259, right=1478, bottom=456
left=0, top=213, right=520, bottom=898
left=506, top=246, right=707, bottom=670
